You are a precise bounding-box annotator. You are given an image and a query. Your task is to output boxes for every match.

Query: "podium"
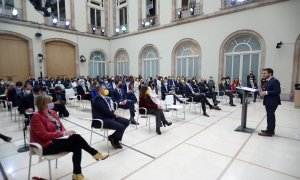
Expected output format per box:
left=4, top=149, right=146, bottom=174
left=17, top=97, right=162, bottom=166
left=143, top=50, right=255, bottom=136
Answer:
left=235, top=87, right=258, bottom=133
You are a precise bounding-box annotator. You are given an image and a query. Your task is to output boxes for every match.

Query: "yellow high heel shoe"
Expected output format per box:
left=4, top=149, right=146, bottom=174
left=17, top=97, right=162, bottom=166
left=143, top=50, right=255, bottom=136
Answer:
left=72, top=174, right=86, bottom=180
left=93, top=152, right=109, bottom=161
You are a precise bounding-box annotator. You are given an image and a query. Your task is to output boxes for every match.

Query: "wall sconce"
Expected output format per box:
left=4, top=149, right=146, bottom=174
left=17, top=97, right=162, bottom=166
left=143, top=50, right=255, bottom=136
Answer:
left=276, top=41, right=283, bottom=49
left=80, top=55, right=86, bottom=62
left=38, top=53, right=43, bottom=62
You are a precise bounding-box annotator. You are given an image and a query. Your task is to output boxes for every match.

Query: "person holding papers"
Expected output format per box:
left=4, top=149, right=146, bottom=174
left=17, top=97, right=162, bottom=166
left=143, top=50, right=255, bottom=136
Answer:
left=30, top=94, right=109, bottom=180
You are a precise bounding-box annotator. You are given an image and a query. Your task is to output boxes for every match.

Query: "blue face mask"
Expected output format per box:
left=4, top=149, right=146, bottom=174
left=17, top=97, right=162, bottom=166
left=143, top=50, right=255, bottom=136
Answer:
left=47, top=102, right=54, bottom=110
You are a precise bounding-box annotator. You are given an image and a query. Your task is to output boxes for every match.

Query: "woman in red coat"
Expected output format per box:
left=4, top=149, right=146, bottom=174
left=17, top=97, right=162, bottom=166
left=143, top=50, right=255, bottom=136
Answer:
left=139, top=85, right=172, bottom=135
left=30, top=94, right=109, bottom=180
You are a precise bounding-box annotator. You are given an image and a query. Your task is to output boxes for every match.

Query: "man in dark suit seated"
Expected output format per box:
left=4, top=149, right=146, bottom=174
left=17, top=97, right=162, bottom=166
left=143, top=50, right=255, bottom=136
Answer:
left=51, top=86, right=69, bottom=117
left=247, top=78, right=258, bottom=102
left=259, top=68, right=281, bottom=137
left=19, top=85, right=43, bottom=124
left=184, top=80, right=221, bottom=117
left=161, top=79, right=183, bottom=105
left=123, top=79, right=137, bottom=103
left=92, top=85, right=129, bottom=149
left=199, top=79, right=219, bottom=106
left=111, top=82, right=138, bottom=125
left=218, top=78, right=236, bottom=106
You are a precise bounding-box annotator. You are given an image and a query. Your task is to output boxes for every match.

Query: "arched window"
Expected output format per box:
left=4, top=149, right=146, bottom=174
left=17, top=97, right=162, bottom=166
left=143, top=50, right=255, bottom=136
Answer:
left=175, top=41, right=201, bottom=78
left=115, top=49, right=129, bottom=76
left=224, top=35, right=261, bottom=85
left=89, top=51, right=107, bottom=77
left=140, top=46, right=159, bottom=79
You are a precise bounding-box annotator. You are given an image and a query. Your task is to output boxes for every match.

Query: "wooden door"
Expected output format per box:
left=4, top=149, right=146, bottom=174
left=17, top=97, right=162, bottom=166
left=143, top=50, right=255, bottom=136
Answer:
left=45, top=41, right=76, bottom=79
left=0, top=35, right=30, bottom=83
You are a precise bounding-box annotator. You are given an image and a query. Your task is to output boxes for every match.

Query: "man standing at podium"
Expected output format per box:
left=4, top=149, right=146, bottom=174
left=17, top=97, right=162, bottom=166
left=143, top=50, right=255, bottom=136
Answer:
left=259, top=68, right=281, bottom=137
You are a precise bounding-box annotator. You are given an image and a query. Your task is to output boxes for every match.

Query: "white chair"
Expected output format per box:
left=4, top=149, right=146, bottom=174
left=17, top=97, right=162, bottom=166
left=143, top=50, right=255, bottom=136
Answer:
left=90, top=119, right=110, bottom=153
left=165, top=95, right=185, bottom=120
left=136, top=107, right=156, bottom=133
left=65, top=88, right=80, bottom=106
left=28, top=143, right=70, bottom=180
left=113, top=102, right=125, bottom=117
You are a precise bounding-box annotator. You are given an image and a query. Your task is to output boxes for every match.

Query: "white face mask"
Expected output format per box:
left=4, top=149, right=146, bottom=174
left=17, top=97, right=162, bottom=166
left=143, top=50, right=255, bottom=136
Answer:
left=164, top=83, right=168, bottom=86
left=25, top=90, right=31, bottom=94
left=0, top=82, right=4, bottom=85
left=47, top=102, right=54, bottom=110
left=105, top=81, right=108, bottom=84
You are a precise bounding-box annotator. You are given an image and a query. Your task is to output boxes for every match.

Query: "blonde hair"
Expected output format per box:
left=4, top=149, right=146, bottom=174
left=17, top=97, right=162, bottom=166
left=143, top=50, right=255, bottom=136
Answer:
left=35, top=94, right=53, bottom=111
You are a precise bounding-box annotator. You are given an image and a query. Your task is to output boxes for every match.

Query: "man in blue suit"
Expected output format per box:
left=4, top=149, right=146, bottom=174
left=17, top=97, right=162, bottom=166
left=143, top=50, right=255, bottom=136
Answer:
left=111, top=82, right=139, bottom=125
left=92, top=85, right=129, bottom=149
left=259, top=68, right=281, bottom=137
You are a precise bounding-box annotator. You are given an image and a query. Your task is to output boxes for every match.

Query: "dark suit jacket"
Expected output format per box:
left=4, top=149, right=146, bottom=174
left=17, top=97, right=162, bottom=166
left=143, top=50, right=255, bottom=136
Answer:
left=263, top=77, right=281, bottom=106
left=183, top=84, right=194, bottom=99
left=51, top=92, right=66, bottom=104
left=177, top=83, right=184, bottom=95
left=92, top=95, right=116, bottom=120
left=19, top=93, right=34, bottom=114
left=161, top=84, right=170, bottom=100
left=111, top=88, right=126, bottom=104
left=7, top=88, right=17, bottom=107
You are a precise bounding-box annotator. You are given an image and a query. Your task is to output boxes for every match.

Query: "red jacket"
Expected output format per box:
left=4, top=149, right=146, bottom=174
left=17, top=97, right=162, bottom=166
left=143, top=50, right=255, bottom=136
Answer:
left=231, top=82, right=240, bottom=93
left=139, top=95, right=158, bottom=114
left=30, top=110, right=66, bottom=148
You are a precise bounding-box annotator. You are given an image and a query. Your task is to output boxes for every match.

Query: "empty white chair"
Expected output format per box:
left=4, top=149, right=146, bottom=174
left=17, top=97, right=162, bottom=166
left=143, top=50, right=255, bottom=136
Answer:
left=165, top=94, right=185, bottom=120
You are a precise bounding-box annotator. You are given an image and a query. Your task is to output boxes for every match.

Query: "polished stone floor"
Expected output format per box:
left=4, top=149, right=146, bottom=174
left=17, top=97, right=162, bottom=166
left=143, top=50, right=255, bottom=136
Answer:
left=0, top=98, right=299, bottom=180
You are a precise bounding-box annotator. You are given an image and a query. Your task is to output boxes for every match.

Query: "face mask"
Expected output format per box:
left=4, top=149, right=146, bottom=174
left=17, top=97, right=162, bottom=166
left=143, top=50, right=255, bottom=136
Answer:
left=105, top=81, right=108, bottom=84
left=25, top=90, right=31, bottom=94
left=0, top=82, right=4, bottom=85
left=146, top=89, right=151, bottom=95
left=126, top=82, right=130, bottom=85
left=164, top=83, right=168, bottom=86
left=103, top=89, right=109, bottom=96
left=47, top=102, right=54, bottom=110
left=222, top=81, right=226, bottom=84
left=250, top=80, right=254, bottom=83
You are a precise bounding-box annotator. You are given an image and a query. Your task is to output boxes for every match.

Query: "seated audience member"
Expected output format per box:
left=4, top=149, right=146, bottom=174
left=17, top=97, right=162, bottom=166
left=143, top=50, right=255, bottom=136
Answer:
left=161, top=79, right=183, bottom=105
left=184, top=80, right=221, bottom=117
left=199, top=79, right=219, bottom=106
left=139, top=85, right=172, bottom=135
left=29, top=77, right=39, bottom=87
left=76, top=79, right=88, bottom=100
left=91, top=81, right=99, bottom=100
left=16, top=83, right=32, bottom=108
left=0, top=133, right=12, bottom=142
left=71, top=78, right=78, bottom=88
left=7, top=82, right=17, bottom=111
left=247, top=77, right=258, bottom=102
left=123, top=78, right=137, bottom=103
left=30, top=94, right=108, bottom=180
left=247, top=71, right=256, bottom=83
left=92, top=86, right=129, bottom=149
left=51, top=86, right=69, bottom=117
left=111, top=82, right=139, bottom=125
left=231, top=78, right=243, bottom=104
left=218, top=78, right=236, bottom=106
left=15, top=81, right=23, bottom=94
left=168, top=77, right=176, bottom=89
left=207, top=76, right=216, bottom=91
left=0, top=79, right=7, bottom=108
left=55, top=80, right=65, bottom=90
left=177, top=79, right=185, bottom=95
left=261, top=78, right=267, bottom=91
left=19, top=85, right=43, bottom=119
